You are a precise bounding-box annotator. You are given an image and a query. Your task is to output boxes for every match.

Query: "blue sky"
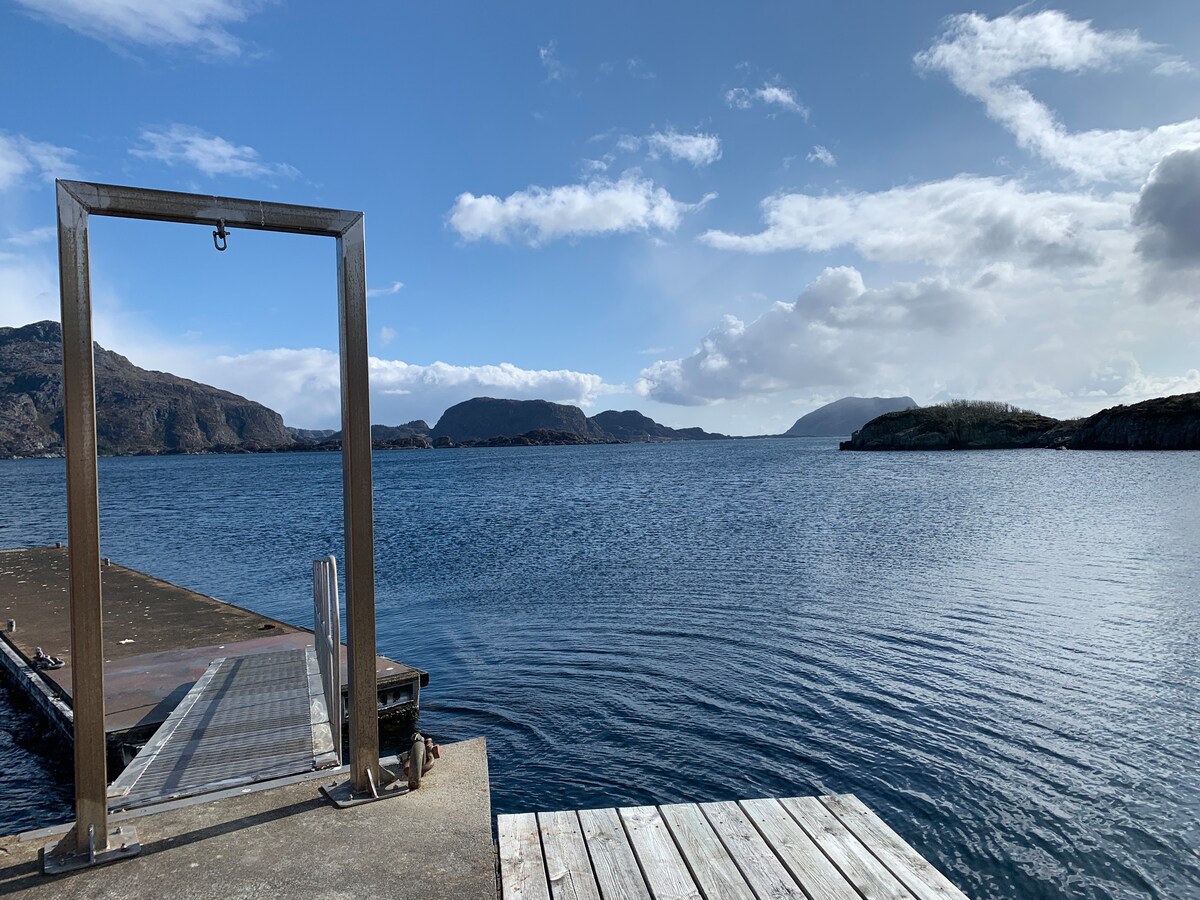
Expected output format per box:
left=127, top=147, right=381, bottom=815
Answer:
left=2, top=1, right=1198, bottom=433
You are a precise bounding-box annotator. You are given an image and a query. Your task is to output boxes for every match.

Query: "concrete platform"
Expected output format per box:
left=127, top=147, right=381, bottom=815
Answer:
left=0, top=738, right=497, bottom=900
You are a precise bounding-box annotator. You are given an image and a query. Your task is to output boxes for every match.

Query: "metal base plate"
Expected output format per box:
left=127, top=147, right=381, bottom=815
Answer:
left=41, top=825, right=140, bottom=874
left=319, top=776, right=410, bottom=809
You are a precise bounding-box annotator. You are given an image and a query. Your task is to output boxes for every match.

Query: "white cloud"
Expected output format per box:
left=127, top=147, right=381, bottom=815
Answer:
left=367, top=281, right=405, bottom=298
left=0, top=254, right=59, bottom=328
left=700, top=174, right=1128, bottom=269
left=539, top=39, right=570, bottom=81
left=645, top=130, right=722, bottom=167
left=626, top=58, right=656, bottom=80
left=0, top=133, right=80, bottom=190
left=615, top=134, right=641, bottom=153
left=14, top=0, right=268, bottom=57
left=916, top=10, right=1200, bottom=182
left=725, top=82, right=808, bottom=118
left=4, top=226, right=56, bottom=247
left=377, top=326, right=397, bottom=346
left=131, top=125, right=299, bottom=180
left=636, top=267, right=994, bottom=405
left=192, top=346, right=617, bottom=428
left=807, top=145, right=836, bottom=167
left=634, top=263, right=1200, bottom=420
left=448, top=175, right=713, bottom=245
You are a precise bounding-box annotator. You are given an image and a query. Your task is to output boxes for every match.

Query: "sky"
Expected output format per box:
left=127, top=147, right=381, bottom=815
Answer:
left=1, top=1, right=1198, bottom=435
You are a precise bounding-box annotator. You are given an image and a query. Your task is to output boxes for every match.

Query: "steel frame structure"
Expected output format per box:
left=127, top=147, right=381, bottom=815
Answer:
left=52, top=180, right=381, bottom=862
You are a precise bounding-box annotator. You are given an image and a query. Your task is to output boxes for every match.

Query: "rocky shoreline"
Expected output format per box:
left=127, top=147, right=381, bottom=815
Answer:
left=839, top=394, right=1200, bottom=451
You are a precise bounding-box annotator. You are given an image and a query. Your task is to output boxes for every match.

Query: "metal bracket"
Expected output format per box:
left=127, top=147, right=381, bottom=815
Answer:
left=318, top=765, right=408, bottom=809
left=40, top=824, right=140, bottom=874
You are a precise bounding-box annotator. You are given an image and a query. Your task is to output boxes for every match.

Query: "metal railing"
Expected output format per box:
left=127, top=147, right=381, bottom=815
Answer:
left=313, top=556, right=343, bottom=764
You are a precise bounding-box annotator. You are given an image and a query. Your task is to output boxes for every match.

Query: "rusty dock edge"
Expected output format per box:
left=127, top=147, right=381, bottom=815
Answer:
left=0, top=546, right=427, bottom=765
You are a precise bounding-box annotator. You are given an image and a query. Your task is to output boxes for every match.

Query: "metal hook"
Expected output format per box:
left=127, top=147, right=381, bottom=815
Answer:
left=213, top=220, right=228, bottom=252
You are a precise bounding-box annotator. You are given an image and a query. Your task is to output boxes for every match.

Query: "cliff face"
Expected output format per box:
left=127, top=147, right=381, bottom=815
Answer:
left=0, top=321, right=294, bottom=457
left=840, top=393, right=1200, bottom=451
left=1068, top=393, right=1200, bottom=449
left=785, top=396, right=917, bottom=437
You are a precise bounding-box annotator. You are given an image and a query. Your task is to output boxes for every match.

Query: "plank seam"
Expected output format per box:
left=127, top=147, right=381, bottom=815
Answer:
left=735, top=799, right=818, bottom=900
left=697, top=802, right=769, bottom=900
left=569, top=808, right=606, bottom=900
left=536, top=811, right=553, bottom=899
left=657, top=805, right=712, bottom=900
left=616, top=807, right=657, bottom=898
left=657, top=806, right=729, bottom=897
left=777, top=800, right=872, bottom=900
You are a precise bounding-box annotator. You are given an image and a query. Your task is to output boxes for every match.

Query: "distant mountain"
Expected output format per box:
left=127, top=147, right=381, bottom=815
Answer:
left=785, top=396, right=918, bottom=437
left=589, top=409, right=726, bottom=442
left=432, top=398, right=607, bottom=443
left=288, top=421, right=433, bottom=450
left=288, top=426, right=336, bottom=442
left=839, top=393, right=1200, bottom=451
left=429, top=397, right=727, bottom=445
left=370, top=421, right=430, bottom=442
left=0, top=321, right=294, bottom=457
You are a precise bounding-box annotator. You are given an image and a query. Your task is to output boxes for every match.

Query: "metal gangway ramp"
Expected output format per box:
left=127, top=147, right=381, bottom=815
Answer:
left=107, top=648, right=338, bottom=811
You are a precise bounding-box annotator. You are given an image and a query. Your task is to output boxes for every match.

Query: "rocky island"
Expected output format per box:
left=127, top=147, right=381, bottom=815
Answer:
left=0, top=321, right=293, bottom=457
left=840, top=395, right=1200, bottom=451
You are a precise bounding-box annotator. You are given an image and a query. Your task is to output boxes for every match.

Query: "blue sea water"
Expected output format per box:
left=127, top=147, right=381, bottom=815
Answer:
left=1, top=440, right=1198, bottom=898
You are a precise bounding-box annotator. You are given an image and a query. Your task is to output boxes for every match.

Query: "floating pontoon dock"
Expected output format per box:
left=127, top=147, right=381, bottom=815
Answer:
left=0, top=546, right=427, bottom=759
left=499, top=794, right=970, bottom=899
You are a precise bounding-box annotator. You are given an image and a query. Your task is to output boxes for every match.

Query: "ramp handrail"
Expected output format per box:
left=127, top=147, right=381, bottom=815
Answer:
left=313, top=555, right=342, bottom=764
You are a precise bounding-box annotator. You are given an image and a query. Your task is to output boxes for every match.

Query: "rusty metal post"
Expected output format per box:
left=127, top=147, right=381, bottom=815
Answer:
left=44, top=181, right=383, bottom=833
left=55, top=182, right=110, bottom=853
left=337, top=215, right=380, bottom=791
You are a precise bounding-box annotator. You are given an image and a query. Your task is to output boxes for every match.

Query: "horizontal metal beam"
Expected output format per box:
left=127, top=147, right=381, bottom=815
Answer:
left=58, top=181, right=362, bottom=237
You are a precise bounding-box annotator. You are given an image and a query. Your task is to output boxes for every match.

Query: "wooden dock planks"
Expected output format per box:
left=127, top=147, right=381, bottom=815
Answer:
left=660, top=803, right=755, bottom=900
left=579, top=807, right=652, bottom=900
left=540, top=810, right=602, bottom=900
left=499, top=794, right=970, bottom=900
left=499, top=813, right=552, bottom=900
left=819, top=794, right=970, bottom=900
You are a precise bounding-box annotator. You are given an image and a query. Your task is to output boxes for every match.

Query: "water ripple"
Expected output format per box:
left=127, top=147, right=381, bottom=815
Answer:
left=1, top=442, right=1198, bottom=898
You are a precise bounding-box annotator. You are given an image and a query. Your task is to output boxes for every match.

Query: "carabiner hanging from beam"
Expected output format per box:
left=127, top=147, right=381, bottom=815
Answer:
left=213, top=220, right=229, bottom=252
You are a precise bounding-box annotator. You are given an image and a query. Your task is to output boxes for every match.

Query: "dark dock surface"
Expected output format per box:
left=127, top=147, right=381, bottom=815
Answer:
left=0, top=546, right=426, bottom=741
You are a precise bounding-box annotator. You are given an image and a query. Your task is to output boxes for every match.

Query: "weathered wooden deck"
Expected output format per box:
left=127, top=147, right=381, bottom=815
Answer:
left=106, top=648, right=338, bottom=811
left=498, top=794, right=969, bottom=900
